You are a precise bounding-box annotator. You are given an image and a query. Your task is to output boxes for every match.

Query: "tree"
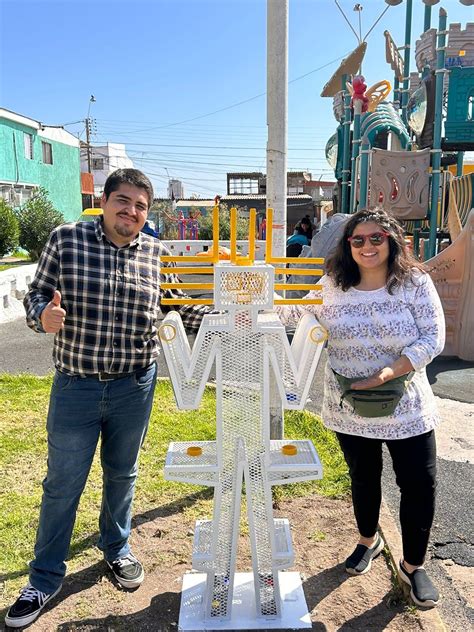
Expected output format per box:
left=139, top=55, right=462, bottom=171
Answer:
left=17, top=188, right=64, bottom=261
left=0, top=198, right=19, bottom=258
left=198, top=203, right=248, bottom=240
left=148, top=200, right=178, bottom=240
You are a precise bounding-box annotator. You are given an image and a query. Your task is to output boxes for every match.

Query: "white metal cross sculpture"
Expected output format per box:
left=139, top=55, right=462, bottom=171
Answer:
left=159, top=208, right=326, bottom=629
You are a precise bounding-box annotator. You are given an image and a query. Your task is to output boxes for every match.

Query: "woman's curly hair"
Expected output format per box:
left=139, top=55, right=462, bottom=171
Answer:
left=326, top=208, right=425, bottom=294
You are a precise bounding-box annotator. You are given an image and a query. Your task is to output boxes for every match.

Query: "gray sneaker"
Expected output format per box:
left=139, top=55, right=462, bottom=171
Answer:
left=5, top=583, right=61, bottom=628
left=345, top=534, right=385, bottom=575
left=399, top=561, right=440, bottom=608
left=107, top=552, right=144, bottom=588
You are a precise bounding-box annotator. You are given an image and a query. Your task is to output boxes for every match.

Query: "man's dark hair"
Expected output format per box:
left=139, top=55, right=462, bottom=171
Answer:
left=103, top=169, right=154, bottom=209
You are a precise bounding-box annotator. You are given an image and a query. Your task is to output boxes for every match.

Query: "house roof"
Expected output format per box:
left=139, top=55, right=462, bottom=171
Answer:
left=221, top=194, right=313, bottom=201
left=306, top=180, right=336, bottom=187
left=227, top=172, right=264, bottom=178
left=0, top=107, right=79, bottom=147
left=177, top=199, right=215, bottom=207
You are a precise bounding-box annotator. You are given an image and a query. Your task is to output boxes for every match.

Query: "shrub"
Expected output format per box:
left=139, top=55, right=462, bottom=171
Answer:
left=198, top=203, right=248, bottom=240
left=17, top=188, right=64, bottom=261
left=0, top=198, right=19, bottom=258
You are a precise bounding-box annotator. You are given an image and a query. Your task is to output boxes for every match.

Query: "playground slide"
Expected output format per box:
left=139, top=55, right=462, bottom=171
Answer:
left=445, top=172, right=474, bottom=242
left=427, top=209, right=474, bottom=361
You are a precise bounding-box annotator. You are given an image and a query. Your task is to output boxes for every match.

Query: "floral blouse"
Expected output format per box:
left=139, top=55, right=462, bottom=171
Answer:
left=276, top=272, right=446, bottom=439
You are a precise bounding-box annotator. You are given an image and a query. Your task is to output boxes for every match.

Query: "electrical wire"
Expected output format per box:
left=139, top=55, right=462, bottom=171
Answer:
left=118, top=51, right=352, bottom=135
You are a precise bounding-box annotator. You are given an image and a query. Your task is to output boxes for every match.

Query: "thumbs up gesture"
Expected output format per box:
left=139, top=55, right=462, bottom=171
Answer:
left=40, top=290, right=66, bottom=333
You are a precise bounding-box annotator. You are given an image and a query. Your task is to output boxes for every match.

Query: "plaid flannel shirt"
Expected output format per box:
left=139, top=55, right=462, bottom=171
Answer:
left=24, top=219, right=211, bottom=376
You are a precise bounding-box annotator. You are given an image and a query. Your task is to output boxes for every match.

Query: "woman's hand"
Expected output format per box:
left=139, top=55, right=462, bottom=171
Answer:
left=350, top=367, right=395, bottom=390
left=350, top=355, right=414, bottom=390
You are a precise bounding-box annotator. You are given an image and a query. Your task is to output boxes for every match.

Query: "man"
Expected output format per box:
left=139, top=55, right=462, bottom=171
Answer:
left=5, top=169, right=209, bottom=628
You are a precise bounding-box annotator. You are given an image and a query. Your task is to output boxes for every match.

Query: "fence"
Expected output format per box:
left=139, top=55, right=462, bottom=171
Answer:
left=0, top=240, right=268, bottom=324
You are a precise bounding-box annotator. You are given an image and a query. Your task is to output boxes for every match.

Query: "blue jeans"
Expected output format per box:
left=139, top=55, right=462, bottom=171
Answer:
left=29, top=363, right=157, bottom=594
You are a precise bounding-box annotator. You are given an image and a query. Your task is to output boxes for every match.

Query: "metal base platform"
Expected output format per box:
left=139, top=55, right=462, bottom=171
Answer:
left=178, top=571, right=312, bottom=630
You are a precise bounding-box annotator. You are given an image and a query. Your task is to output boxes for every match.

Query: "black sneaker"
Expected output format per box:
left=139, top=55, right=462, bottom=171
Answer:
left=5, top=583, right=61, bottom=628
left=107, top=552, right=144, bottom=588
left=399, top=560, right=440, bottom=608
left=345, top=533, right=385, bottom=575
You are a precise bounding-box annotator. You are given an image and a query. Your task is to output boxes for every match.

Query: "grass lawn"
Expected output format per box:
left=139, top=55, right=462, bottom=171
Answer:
left=0, top=374, right=349, bottom=598
left=0, top=258, right=31, bottom=272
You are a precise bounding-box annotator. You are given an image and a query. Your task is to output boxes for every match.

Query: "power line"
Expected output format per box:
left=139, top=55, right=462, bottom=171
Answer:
left=91, top=141, right=328, bottom=150
left=120, top=51, right=351, bottom=134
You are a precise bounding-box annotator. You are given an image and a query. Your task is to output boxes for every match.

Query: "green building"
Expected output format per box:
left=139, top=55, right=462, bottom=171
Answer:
left=0, top=108, right=82, bottom=221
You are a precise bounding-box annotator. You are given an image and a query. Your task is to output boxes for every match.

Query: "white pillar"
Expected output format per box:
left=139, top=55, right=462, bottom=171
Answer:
left=266, top=0, right=288, bottom=258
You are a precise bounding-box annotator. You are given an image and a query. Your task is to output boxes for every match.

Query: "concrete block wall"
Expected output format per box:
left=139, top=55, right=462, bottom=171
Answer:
left=0, top=264, right=37, bottom=324
left=162, top=240, right=266, bottom=259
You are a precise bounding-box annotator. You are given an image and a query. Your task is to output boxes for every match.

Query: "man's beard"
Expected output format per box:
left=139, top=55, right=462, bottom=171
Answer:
left=115, top=222, right=136, bottom=237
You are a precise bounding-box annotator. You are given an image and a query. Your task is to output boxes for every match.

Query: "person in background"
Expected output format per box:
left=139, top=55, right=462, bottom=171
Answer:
left=285, top=213, right=350, bottom=299
left=276, top=207, right=445, bottom=609
left=286, top=215, right=314, bottom=257
left=141, top=218, right=159, bottom=238
left=296, top=214, right=314, bottom=239
left=5, top=169, right=210, bottom=629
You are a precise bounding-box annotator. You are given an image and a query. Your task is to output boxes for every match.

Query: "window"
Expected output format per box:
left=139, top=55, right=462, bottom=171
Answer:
left=1, top=185, right=34, bottom=207
left=92, top=157, right=104, bottom=170
left=42, top=141, right=53, bottom=164
left=288, top=186, right=304, bottom=195
left=24, top=133, right=34, bottom=159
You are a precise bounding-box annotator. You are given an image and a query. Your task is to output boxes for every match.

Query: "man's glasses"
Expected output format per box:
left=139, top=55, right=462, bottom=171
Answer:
left=347, top=232, right=390, bottom=248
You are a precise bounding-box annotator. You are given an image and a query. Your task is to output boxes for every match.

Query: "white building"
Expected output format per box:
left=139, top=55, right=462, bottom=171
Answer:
left=80, top=143, right=134, bottom=198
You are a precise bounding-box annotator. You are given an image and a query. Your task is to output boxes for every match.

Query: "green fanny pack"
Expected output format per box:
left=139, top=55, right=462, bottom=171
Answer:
left=333, top=370, right=414, bottom=418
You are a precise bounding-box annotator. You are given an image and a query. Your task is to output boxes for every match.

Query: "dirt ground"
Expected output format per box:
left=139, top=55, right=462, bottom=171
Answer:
left=1, top=494, right=431, bottom=632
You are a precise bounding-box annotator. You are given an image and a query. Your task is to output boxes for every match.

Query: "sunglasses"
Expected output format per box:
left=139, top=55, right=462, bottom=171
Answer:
left=347, top=232, right=390, bottom=248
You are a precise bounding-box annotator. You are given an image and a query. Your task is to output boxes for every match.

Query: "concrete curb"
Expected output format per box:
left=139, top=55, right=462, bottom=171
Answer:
left=379, top=500, right=448, bottom=632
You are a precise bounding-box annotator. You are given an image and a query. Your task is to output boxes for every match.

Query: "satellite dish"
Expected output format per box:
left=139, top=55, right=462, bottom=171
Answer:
left=303, top=171, right=311, bottom=181
left=321, top=42, right=367, bottom=97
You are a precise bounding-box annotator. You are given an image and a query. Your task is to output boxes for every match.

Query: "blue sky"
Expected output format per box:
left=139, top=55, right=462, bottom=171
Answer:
left=1, top=0, right=471, bottom=198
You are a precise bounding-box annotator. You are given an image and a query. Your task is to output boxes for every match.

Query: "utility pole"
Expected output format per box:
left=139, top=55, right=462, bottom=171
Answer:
left=85, top=95, right=96, bottom=174
left=85, top=117, right=92, bottom=173
left=267, top=0, right=288, bottom=441
left=266, top=0, right=288, bottom=259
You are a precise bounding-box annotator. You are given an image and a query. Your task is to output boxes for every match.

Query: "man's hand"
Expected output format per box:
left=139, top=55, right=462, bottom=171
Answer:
left=40, top=290, right=66, bottom=333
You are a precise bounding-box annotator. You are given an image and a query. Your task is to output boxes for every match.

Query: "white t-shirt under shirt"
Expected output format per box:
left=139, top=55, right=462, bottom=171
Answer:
left=276, top=272, right=446, bottom=440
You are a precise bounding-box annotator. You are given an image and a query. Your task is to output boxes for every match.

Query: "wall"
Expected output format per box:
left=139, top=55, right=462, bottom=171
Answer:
left=80, top=143, right=134, bottom=197
left=0, top=117, right=82, bottom=221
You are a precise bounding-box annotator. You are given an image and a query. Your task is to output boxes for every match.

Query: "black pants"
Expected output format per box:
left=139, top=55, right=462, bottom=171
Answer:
left=336, top=430, right=437, bottom=566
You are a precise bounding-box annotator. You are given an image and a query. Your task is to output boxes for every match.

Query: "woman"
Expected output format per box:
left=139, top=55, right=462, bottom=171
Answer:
left=276, top=208, right=445, bottom=608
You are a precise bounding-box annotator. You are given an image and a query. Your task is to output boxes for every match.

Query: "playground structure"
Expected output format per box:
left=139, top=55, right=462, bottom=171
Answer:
left=157, top=207, right=327, bottom=629
left=322, top=0, right=474, bottom=360
left=163, top=208, right=201, bottom=240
